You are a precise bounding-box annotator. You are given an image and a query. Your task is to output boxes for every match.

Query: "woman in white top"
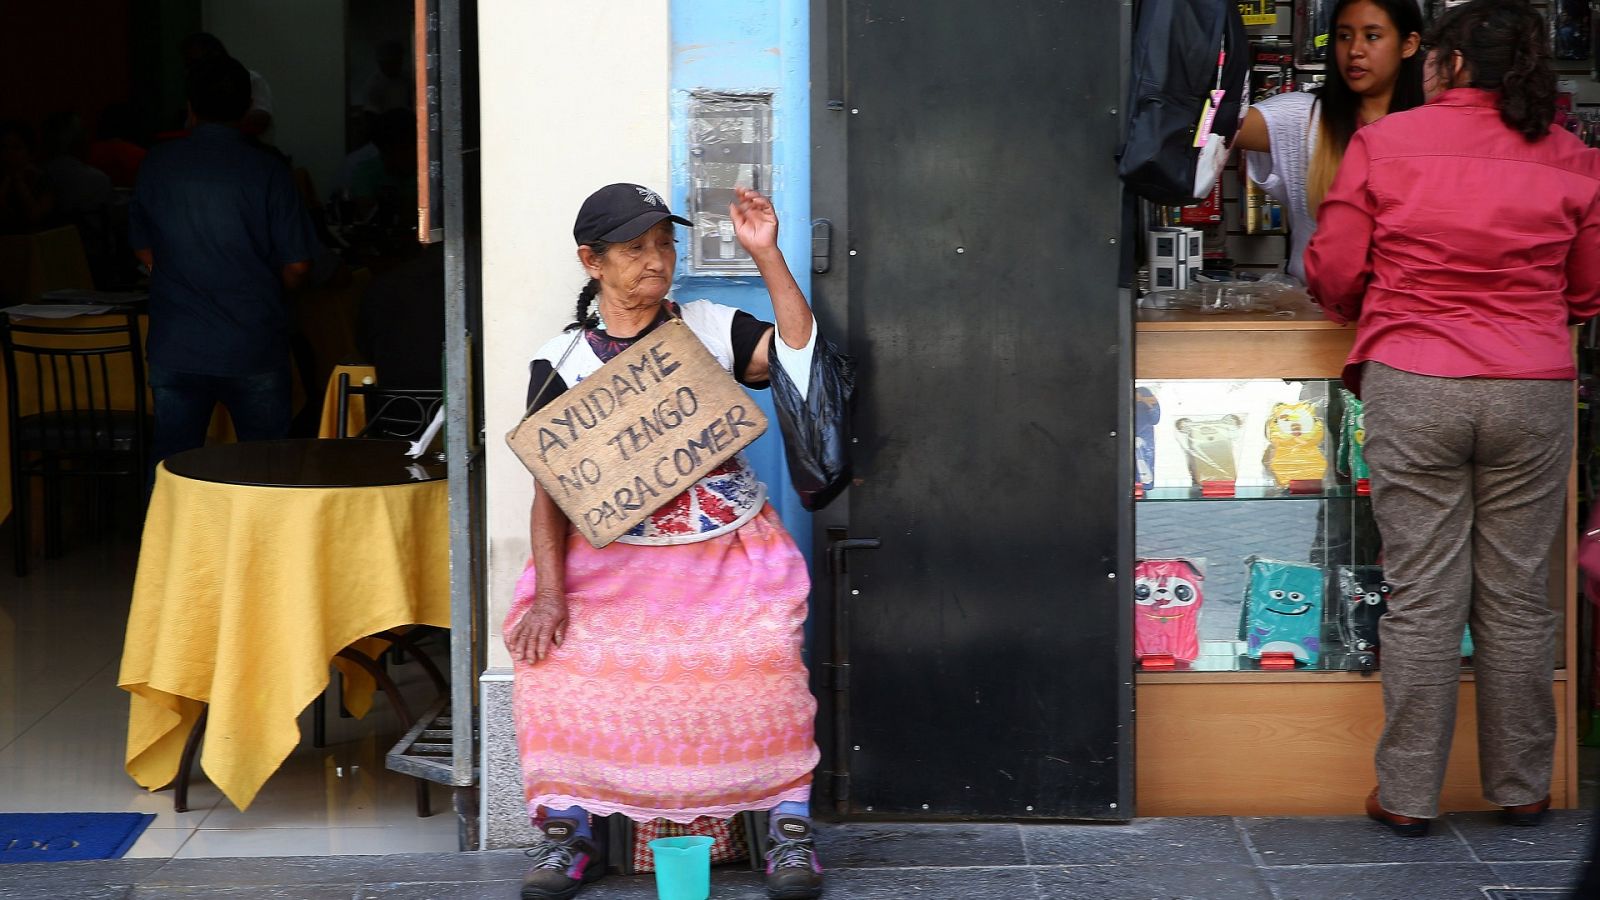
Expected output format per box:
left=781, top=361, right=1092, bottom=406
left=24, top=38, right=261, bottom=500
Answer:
left=1232, top=0, right=1426, bottom=283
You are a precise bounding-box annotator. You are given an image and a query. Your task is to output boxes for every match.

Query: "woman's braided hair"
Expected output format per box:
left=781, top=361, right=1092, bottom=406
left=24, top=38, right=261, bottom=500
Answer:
left=567, top=241, right=610, bottom=331
left=1426, top=0, right=1557, bottom=141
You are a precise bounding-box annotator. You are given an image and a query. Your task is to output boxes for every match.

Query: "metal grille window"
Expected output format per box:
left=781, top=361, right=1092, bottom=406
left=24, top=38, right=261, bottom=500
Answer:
left=688, top=91, right=774, bottom=275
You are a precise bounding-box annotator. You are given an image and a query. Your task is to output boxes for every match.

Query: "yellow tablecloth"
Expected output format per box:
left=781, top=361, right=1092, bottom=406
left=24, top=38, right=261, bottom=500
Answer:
left=118, top=460, right=449, bottom=811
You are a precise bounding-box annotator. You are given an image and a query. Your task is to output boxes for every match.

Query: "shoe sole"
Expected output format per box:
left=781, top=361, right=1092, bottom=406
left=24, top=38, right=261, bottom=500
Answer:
left=521, top=867, right=606, bottom=900
left=1502, top=811, right=1547, bottom=827
left=767, top=889, right=823, bottom=900
left=1367, top=813, right=1427, bottom=837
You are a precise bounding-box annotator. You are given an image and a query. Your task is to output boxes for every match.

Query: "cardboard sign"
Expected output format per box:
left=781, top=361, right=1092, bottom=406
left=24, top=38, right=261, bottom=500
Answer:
left=506, top=319, right=768, bottom=548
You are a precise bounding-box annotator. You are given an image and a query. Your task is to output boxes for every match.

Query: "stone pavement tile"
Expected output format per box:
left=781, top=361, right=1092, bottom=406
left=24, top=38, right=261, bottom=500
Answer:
left=1033, top=863, right=1273, bottom=900
left=1239, top=816, right=1474, bottom=865
left=135, top=855, right=376, bottom=886
left=129, top=886, right=355, bottom=899
left=0, top=885, right=133, bottom=900
left=359, top=849, right=531, bottom=884
left=813, top=821, right=1026, bottom=868
left=0, top=858, right=164, bottom=900
left=1257, top=863, right=1498, bottom=900
left=821, top=865, right=1040, bottom=898
left=356, top=881, right=525, bottom=899
left=1446, top=811, right=1594, bottom=863
left=1022, top=817, right=1251, bottom=867
left=1489, top=861, right=1585, bottom=889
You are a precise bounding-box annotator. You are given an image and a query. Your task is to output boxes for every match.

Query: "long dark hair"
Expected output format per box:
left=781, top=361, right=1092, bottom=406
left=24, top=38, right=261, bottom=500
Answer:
left=567, top=241, right=610, bottom=331
left=1426, top=0, right=1556, bottom=141
left=1307, top=0, right=1427, bottom=209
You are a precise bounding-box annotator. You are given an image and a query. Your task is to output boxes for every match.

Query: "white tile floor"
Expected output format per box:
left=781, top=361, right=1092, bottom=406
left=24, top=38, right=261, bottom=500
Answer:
left=0, top=526, right=458, bottom=859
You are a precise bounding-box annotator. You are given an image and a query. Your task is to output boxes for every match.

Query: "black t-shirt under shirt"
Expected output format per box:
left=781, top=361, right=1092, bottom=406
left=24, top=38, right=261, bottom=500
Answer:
left=524, top=306, right=772, bottom=415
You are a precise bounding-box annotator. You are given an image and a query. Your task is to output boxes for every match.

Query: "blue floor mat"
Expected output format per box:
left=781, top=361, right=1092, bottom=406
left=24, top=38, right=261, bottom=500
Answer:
left=0, top=813, right=156, bottom=863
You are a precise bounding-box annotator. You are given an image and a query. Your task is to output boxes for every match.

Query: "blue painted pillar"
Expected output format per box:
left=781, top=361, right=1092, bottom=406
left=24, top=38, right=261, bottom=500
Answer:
left=669, top=0, right=812, bottom=557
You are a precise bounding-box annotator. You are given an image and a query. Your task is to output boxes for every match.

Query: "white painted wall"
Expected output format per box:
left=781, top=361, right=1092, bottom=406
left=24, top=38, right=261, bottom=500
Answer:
left=203, top=0, right=346, bottom=201
left=478, top=0, right=671, bottom=669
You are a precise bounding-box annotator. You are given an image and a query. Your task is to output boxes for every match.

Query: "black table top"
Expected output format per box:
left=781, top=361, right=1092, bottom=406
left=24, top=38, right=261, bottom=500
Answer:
left=163, top=439, right=447, bottom=488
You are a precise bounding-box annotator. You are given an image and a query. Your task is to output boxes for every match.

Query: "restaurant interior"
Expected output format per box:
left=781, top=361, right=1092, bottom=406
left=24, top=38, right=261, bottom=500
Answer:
left=0, top=0, right=458, bottom=859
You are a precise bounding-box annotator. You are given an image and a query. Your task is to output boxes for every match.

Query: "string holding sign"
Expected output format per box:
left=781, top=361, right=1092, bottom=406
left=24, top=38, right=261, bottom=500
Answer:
left=505, top=318, right=769, bottom=548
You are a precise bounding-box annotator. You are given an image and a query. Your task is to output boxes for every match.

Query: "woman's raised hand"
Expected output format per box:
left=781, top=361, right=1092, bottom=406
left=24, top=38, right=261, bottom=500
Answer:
left=729, top=186, right=779, bottom=255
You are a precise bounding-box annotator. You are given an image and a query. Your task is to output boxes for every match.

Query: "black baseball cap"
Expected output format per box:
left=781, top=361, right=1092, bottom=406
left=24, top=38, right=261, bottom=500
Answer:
left=573, top=183, right=692, bottom=245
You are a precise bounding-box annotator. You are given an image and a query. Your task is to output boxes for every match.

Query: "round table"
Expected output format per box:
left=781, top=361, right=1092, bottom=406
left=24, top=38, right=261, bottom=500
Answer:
left=119, top=438, right=450, bottom=812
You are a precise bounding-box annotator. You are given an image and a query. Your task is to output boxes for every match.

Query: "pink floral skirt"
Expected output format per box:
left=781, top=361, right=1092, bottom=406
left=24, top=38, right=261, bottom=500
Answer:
left=505, top=505, right=818, bottom=824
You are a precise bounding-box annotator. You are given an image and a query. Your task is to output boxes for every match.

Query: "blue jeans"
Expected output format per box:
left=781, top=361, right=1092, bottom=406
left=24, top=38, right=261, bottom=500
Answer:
left=148, top=364, right=292, bottom=482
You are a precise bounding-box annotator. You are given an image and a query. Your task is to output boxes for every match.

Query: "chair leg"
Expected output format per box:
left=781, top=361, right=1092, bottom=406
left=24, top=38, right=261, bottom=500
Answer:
left=42, top=465, right=61, bottom=559
left=12, top=470, right=28, bottom=578
left=334, top=648, right=416, bottom=730
left=376, top=628, right=448, bottom=694
left=174, top=707, right=209, bottom=813
left=415, top=778, right=432, bottom=817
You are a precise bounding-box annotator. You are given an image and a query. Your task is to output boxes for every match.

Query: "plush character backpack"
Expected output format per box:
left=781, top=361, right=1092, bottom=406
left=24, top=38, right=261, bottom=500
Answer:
left=1119, top=0, right=1251, bottom=205
left=1240, top=557, right=1324, bottom=664
left=1134, top=558, right=1205, bottom=662
left=1175, top=414, right=1243, bottom=484
left=1336, top=388, right=1370, bottom=487
left=1264, top=401, right=1328, bottom=487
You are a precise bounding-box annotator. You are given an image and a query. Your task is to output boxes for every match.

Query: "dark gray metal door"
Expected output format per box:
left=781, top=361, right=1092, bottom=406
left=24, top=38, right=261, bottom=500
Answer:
left=811, top=0, right=1133, bottom=820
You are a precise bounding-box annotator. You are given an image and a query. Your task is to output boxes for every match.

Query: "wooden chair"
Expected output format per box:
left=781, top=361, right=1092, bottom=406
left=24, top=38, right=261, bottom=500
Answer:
left=335, top=373, right=442, bottom=441
left=1, top=312, right=148, bottom=576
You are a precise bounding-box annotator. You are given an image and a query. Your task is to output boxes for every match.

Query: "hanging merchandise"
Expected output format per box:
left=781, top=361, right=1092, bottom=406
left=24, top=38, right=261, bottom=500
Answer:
left=1135, top=386, right=1161, bottom=491
left=1263, top=399, right=1328, bottom=488
left=1240, top=557, right=1325, bottom=664
left=1174, top=414, right=1244, bottom=485
left=1336, top=387, right=1370, bottom=493
left=1293, top=0, right=1332, bottom=69
left=1119, top=0, right=1251, bottom=205
left=1551, top=0, right=1591, bottom=61
left=1134, top=558, right=1207, bottom=663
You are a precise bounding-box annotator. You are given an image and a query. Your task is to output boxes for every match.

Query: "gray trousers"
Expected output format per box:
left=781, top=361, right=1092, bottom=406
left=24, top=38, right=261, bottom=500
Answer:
left=1362, top=363, right=1571, bottom=819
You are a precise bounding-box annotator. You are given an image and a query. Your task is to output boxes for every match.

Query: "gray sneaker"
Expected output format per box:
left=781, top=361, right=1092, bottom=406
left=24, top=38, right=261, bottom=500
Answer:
left=521, top=818, right=606, bottom=900
left=764, top=815, right=824, bottom=899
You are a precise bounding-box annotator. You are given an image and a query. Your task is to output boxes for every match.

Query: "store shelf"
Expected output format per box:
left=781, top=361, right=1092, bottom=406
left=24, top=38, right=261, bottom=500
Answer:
left=1139, top=484, right=1362, bottom=502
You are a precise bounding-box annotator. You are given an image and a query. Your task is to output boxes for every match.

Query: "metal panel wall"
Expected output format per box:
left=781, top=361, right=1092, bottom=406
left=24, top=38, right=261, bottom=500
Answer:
left=813, top=0, right=1132, bottom=820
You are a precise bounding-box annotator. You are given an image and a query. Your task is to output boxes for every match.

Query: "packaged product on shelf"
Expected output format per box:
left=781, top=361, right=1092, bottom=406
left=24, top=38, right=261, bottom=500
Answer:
left=1135, top=387, right=1161, bottom=490
left=1335, top=565, right=1476, bottom=659
left=1174, top=414, right=1244, bottom=484
left=1243, top=171, right=1286, bottom=234
left=1249, top=40, right=1296, bottom=103
left=1134, top=558, right=1206, bottom=662
left=1146, top=226, right=1203, bottom=291
left=1293, top=0, right=1331, bottom=69
left=1337, top=565, right=1388, bottom=652
left=1240, top=556, right=1325, bottom=664
left=1177, top=180, right=1224, bottom=226
left=1262, top=398, right=1329, bottom=488
left=1336, top=387, right=1370, bottom=491
left=1238, top=0, right=1276, bottom=26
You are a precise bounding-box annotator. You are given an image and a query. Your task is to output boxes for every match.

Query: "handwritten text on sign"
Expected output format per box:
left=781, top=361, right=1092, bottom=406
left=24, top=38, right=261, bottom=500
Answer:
left=508, top=319, right=768, bottom=548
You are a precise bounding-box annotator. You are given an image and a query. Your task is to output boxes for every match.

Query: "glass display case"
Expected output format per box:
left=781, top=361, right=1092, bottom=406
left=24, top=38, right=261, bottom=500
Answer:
left=1133, top=377, right=1473, bottom=674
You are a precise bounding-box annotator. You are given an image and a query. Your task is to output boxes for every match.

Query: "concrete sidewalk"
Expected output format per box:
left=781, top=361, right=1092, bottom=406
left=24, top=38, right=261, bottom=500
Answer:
left=0, top=811, right=1591, bottom=899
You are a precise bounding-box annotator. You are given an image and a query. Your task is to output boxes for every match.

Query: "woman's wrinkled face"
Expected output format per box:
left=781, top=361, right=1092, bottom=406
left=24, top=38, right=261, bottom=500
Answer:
left=1334, top=1, right=1419, bottom=98
left=586, top=220, right=677, bottom=308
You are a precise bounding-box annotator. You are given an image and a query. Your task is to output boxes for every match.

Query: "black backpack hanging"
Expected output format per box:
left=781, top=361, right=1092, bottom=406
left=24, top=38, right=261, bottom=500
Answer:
left=1118, top=0, right=1251, bottom=206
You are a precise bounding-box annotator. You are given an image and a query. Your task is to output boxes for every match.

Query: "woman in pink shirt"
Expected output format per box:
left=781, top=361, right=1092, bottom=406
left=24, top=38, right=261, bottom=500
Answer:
left=1306, top=0, right=1600, bottom=837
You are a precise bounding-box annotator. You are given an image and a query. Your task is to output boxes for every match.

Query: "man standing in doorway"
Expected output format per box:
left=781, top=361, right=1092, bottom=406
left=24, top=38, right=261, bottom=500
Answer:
left=130, top=55, right=317, bottom=478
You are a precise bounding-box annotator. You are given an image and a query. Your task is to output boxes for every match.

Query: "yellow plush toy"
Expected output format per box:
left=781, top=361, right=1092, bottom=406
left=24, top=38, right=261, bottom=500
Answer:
left=1264, top=401, right=1328, bottom=487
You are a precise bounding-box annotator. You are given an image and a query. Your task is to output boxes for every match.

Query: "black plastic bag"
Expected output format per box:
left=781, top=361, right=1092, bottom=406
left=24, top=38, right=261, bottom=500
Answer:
left=768, top=332, right=854, bottom=511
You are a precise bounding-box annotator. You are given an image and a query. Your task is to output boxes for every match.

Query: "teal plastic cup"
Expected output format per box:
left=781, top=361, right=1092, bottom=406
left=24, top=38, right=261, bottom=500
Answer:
left=648, top=835, right=714, bottom=900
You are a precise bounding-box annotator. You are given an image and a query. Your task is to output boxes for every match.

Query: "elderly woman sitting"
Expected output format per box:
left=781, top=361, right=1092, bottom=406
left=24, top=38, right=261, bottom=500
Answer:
left=506, top=183, right=824, bottom=900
